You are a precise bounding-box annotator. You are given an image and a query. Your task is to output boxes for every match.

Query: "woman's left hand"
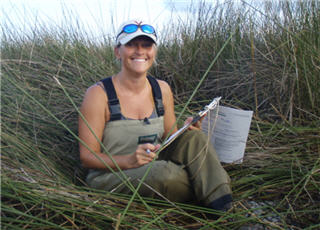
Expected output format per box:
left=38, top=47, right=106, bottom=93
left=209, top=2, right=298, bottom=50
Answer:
left=184, top=115, right=206, bottom=131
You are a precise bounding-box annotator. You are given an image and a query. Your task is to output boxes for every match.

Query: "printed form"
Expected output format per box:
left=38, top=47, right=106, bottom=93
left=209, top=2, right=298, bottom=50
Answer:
left=202, top=106, right=253, bottom=163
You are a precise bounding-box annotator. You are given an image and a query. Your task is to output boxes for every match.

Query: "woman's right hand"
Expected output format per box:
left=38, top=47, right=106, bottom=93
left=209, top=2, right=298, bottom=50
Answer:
left=128, top=144, right=160, bottom=168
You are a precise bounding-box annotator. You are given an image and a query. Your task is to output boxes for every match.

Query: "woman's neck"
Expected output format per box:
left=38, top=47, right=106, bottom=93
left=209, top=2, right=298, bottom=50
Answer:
left=114, top=72, right=148, bottom=93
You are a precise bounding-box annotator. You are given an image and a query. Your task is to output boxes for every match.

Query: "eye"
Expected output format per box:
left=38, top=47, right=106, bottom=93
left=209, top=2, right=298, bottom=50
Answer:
left=125, top=41, right=134, bottom=47
left=142, top=42, right=153, bottom=48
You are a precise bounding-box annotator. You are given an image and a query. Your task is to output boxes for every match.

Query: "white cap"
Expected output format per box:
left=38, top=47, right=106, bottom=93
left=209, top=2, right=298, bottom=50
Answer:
left=116, top=19, right=157, bottom=45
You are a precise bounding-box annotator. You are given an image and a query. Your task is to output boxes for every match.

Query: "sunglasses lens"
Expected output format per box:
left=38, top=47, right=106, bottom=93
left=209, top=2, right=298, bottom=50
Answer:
left=123, top=24, right=138, bottom=33
left=141, top=25, right=155, bottom=34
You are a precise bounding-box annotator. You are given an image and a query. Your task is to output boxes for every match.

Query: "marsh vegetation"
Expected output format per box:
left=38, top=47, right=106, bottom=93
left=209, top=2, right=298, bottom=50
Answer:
left=1, top=0, right=319, bottom=229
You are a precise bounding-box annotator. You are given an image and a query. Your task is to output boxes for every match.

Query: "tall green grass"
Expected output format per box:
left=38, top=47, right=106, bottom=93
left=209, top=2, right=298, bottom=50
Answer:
left=1, top=0, right=319, bottom=229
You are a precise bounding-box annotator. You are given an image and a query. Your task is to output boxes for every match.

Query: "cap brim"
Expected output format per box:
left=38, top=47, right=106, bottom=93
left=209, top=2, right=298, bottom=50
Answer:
left=117, top=30, right=157, bottom=45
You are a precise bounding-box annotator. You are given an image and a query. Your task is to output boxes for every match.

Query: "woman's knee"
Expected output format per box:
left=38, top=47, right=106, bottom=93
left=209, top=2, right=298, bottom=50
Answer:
left=148, top=161, right=186, bottom=184
left=146, top=161, right=193, bottom=201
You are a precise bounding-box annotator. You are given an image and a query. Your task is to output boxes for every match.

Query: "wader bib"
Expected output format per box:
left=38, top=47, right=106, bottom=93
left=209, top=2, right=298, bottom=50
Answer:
left=86, top=76, right=232, bottom=207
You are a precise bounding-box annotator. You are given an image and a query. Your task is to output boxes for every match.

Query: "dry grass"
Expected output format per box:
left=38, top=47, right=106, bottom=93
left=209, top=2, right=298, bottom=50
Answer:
left=1, top=0, right=319, bottom=229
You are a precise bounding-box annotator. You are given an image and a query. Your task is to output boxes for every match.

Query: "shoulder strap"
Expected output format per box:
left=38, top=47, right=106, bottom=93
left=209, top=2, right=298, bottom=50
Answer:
left=100, top=77, right=122, bottom=121
left=101, top=76, right=165, bottom=121
left=147, top=76, right=165, bottom=116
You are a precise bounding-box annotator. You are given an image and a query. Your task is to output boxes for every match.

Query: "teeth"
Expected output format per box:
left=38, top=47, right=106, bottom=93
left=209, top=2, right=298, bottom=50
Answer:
left=133, top=58, right=146, bottom=62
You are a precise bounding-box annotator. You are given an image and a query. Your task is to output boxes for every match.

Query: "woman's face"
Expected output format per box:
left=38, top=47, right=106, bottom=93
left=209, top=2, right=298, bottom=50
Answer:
left=115, top=36, right=156, bottom=76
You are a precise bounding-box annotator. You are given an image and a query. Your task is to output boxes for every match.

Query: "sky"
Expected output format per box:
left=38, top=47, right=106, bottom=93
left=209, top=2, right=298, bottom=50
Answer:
left=1, top=0, right=219, bottom=42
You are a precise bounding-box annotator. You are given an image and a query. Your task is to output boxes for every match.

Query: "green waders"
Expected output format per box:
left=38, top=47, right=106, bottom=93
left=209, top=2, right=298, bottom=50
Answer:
left=86, top=129, right=231, bottom=206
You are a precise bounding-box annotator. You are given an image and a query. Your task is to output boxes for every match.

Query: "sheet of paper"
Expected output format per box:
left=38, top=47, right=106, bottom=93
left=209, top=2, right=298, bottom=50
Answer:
left=202, top=106, right=253, bottom=163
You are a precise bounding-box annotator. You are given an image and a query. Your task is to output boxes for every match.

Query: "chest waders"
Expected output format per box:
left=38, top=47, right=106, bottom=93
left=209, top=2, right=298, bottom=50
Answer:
left=86, top=76, right=232, bottom=210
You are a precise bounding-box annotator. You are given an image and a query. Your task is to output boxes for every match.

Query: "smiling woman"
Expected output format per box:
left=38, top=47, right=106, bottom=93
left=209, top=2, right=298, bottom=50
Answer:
left=78, top=19, right=232, bottom=211
left=115, top=37, right=156, bottom=77
left=114, top=20, right=157, bottom=78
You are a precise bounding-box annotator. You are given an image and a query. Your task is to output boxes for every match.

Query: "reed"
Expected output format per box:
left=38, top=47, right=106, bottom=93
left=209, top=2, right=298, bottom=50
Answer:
left=1, top=0, right=319, bottom=229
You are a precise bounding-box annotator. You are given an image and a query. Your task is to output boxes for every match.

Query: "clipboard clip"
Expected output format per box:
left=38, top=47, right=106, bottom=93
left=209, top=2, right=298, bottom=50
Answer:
left=199, top=97, right=221, bottom=117
left=161, top=96, right=222, bottom=151
left=193, top=96, right=222, bottom=123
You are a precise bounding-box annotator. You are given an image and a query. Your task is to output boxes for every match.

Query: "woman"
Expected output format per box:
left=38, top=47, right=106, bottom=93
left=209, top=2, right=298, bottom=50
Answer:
left=79, top=19, right=232, bottom=211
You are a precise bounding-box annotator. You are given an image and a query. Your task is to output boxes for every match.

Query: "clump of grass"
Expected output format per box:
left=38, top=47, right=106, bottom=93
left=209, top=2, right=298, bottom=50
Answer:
left=155, top=0, right=320, bottom=123
left=1, top=0, right=319, bottom=229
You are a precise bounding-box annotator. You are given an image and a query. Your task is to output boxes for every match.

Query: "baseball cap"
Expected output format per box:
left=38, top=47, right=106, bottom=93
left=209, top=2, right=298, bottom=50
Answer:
left=116, top=19, right=157, bottom=45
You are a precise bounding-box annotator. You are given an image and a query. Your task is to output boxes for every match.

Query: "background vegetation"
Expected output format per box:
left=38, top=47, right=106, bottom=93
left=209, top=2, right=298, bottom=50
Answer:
left=1, top=0, right=319, bottom=229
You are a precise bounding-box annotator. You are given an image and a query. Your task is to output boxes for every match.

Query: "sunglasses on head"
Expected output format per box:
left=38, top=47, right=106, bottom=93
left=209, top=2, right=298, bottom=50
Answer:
left=116, top=24, right=157, bottom=39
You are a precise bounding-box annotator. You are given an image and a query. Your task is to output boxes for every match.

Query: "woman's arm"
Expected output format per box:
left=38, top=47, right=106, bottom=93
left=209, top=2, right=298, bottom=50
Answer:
left=78, top=84, right=157, bottom=171
left=158, top=80, right=204, bottom=139
left=158, top=80, right=178, bottom=140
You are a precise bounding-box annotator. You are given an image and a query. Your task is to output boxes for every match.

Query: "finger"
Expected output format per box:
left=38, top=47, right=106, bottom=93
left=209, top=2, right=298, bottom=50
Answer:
left=145, top=143, right=160, bottom=152
left=145, top=149, right=156, bottom=157
left=141, top=145, right=156, bottom=159
left=148, top=144, right=161, bottom=153
left=184, top=116, right=193, bottom=126
left=154, top=144, right=161, bottom=151
left=138, top=144, right=151, bottom=154
left=142, top=153, right=156, bottom=162
left=193, top=120, right=200, bottom=128
left=199, top=114, right=207, bottom=122
left=137, top=151, right=155, bottom=160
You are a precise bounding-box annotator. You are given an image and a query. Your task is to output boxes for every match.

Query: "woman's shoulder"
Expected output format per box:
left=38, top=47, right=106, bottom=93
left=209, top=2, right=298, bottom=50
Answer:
left=82, top=82, right=108, bottom=105
left=86, top=82, right=106, bottom=95
left=154, top=79, right=174, bottom=108
left=156, top=79, right=171, bottom=94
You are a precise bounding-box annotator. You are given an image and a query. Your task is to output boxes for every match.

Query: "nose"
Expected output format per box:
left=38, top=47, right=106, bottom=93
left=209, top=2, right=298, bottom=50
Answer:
left=134, top=43, right=144, bottom=54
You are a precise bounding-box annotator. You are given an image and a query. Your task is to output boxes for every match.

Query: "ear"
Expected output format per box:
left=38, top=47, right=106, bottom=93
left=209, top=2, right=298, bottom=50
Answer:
left=114, top=46, right=121, bottom=60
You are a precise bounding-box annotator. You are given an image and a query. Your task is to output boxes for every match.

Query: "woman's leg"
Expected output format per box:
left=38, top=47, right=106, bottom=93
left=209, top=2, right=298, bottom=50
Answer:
left=159, top=130, right=232, bottom=210
left=86, top=160, right=194, bottom=203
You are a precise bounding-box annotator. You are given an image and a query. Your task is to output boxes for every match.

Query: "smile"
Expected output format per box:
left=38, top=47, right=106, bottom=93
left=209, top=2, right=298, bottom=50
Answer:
left=132, top=58, right=147, bottom=62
